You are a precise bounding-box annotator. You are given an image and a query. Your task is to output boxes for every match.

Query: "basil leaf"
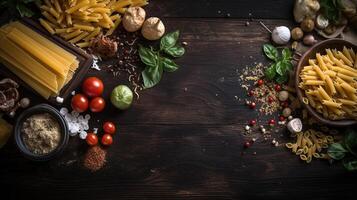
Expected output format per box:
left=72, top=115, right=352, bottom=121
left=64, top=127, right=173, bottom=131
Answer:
left=343, top=159, right=357, bottom=171
left=344, top=129, right=357, bottom=156
left=265, top=63, right=276, bottom=80
left=142, top=63, right=163, bottom=89
left=139, top=45, right=157, bottom=67
left=161, top=57, right=178, bottom=72
left=282, top=48, right=292, bottom=61
left=165, top=46, right=185, bottom=58
left=263, top=44, right=278, bottom=61
left=276, top=74, right=288, bottom=84
left=275, top=61, right=285, bottom=76
left=328, top=143, right=348, bottom=160
left=160, top=30, right=179, bottom=51
left=16, top=3, right=34, bottom=17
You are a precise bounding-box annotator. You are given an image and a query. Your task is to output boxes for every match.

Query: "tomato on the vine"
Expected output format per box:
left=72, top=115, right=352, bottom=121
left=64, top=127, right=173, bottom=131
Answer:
left=90, top=97, right=106, bottom=112
left=71, top=94, right=89, bottom=113
left=101, top=134, right=113, bottom=146
left=82, top=77, right=104, bottom=97
left=86, top=133, right=98, bottom=146
left=103, top=122, right=116, bottom=134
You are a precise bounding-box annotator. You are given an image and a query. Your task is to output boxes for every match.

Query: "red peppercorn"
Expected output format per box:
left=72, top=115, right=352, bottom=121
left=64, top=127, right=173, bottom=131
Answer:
left=248, top=90, right=254, bottom=96
left=268, top=96, right=274, bottom=103
left=249, top=119, right=257, bottom=126
left=257, top=79, right=264, bottom=86
left=279, top=116, right=285, bottom=121
left=244, top=141, right=251, bottom=148
left=275, top=84, right=282, bottom=91
left=249, top=102, right=256, bottom=109
left=281, top=101, right=289, bottom=108
left=268, top=119, right=276, bottom=126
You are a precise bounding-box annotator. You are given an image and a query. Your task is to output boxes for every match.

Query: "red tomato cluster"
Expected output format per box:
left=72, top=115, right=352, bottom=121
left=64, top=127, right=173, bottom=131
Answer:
left=71, top=77, right=105, bottom=113
left=86, top=121, right=117, bottom=147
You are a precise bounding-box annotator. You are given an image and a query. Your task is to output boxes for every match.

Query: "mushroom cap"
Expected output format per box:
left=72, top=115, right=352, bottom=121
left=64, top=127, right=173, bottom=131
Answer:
left=123, top=7, right=146, bottom=32
left=141, top=17, right=165, bottom=41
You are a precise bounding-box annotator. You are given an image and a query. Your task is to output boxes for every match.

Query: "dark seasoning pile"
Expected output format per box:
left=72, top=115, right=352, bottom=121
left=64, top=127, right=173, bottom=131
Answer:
left=89, top=26, right=143, bottom=99
left=100, top=27, right=143, bottom=99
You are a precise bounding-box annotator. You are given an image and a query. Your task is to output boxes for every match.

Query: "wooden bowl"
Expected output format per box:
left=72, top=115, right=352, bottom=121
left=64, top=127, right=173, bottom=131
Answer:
left=295, top=39, right=357, bottom=127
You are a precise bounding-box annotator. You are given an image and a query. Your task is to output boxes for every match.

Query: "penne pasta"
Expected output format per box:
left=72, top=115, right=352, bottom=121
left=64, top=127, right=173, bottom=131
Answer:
left=300, top=47, right=357, bottom=120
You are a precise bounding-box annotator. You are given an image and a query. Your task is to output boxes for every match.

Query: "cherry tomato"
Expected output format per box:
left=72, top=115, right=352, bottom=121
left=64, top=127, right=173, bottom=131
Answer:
left=269, top=119, right=276, bottom=126
left=82, top=77, right=104, bottom=97
left=101, top=134, right=113, bottom=146
left=243, top=141, right=251, bottom=148
left=89, top=97, right=106, bottom=112
left=249, top=119, right=257, bottom=126
left=279, top=116, right=286, bottom=121
left=103, top=122, right=116, bottom=134
left=257, top=79, right=264, bottom=86
left=86, top=133, right=98, bottom=146
left=71, top=94, right=89, bottom=113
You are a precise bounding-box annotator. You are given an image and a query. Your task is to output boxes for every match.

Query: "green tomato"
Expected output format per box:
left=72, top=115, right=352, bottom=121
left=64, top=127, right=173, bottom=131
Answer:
left=110, top=85, right=133, bottom=110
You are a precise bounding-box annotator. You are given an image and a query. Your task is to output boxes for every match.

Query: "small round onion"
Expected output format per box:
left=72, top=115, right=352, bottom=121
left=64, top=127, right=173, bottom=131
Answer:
left=272, top=26, right=291, bottom=45
left=303, top=34, right=317, bottom=46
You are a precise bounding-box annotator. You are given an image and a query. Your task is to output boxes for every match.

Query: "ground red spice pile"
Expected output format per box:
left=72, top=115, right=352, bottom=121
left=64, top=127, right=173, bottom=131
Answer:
left=83, top=146, right=107, bottom=172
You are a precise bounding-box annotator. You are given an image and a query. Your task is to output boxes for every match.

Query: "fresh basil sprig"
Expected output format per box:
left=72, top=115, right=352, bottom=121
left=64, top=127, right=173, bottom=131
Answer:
left=328, top=129, right=357, bottom=171
left=263, top=44, right=293, bottom=84
left=0, top=0, right=40, bottom=18
left=139, top=30, right=185, bottom=89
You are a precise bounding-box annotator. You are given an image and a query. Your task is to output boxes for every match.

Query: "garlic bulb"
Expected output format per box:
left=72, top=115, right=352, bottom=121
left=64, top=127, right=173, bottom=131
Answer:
left=272, top=26, right=291, bottom=45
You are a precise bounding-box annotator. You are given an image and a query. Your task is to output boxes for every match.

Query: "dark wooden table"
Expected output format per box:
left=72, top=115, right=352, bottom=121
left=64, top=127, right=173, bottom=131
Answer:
left=1, top=0, right=356, bottom=199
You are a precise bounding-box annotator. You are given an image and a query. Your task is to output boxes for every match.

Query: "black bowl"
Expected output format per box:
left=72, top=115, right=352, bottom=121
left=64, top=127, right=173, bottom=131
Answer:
left=14, top=104, right=69, bottom=161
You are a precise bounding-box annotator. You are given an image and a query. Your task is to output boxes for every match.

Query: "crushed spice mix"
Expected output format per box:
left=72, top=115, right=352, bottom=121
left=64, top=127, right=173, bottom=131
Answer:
left=83, top=146, right=107, bottom=172
left=21, top=113, right=61, bottom=155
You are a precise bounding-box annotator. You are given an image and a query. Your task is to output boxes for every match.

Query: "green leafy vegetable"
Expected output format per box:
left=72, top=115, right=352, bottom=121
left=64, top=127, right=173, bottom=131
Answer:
left=328, top=143, right=348, bottom=160
left=344, top=129, right=357, bottom=156
left=262, top=44, right=293, bottom=83
left=1, top=0, right=39, bottom=18
left=160, top=30, right=179, bottom=50
left=161, top=57, right=178, bottom=72
left=328, top=128, right=357, bottom=171
left=320, top=0, right=342, bottom=24
left=343, top=159, right=357, bottom=171
left=263, top=44, right=278, bottom=61
left=139, top=30, right=185, bottom=89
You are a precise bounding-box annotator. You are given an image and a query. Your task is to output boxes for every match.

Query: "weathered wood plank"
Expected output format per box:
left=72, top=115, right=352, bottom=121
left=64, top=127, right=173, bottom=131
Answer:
left=0, top=124, right=355, bottom=199
left=147, top=0, right=294, bottom=19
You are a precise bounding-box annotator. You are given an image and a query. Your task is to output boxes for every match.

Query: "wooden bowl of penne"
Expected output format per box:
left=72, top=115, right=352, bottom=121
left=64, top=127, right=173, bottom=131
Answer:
left=295, top=39, right=357, bottom=126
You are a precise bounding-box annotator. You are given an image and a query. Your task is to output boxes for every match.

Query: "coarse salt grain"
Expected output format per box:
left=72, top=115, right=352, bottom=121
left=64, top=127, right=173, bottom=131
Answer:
left=56, top=96, right=64, bottom=104
left=91, top=55, right=101, bottom=71
left=60, top=107, right=90, bottom=137
left=79, top=131, right=88, bottom=140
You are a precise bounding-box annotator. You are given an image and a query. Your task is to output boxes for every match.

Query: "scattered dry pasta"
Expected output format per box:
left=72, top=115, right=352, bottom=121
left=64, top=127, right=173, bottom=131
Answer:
left=299, top=46, right=357, bottom=120
left=38, top=0, right=149, bottom=47
left=286, top=129, right=335, bottom=163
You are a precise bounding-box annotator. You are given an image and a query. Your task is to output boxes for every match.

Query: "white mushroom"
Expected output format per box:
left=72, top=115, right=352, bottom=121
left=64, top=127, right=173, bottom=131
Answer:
left=123, top=7, right=146, bottom=32
left=141, top=17, right=165, bottom=40
left=293, top=0, right=320, bottom=23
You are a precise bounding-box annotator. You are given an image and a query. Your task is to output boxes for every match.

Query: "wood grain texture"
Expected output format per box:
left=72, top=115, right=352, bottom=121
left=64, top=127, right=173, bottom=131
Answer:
left=147, top=0, right=294, bottom=19
left=0, top=1, right=356, bottom=200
